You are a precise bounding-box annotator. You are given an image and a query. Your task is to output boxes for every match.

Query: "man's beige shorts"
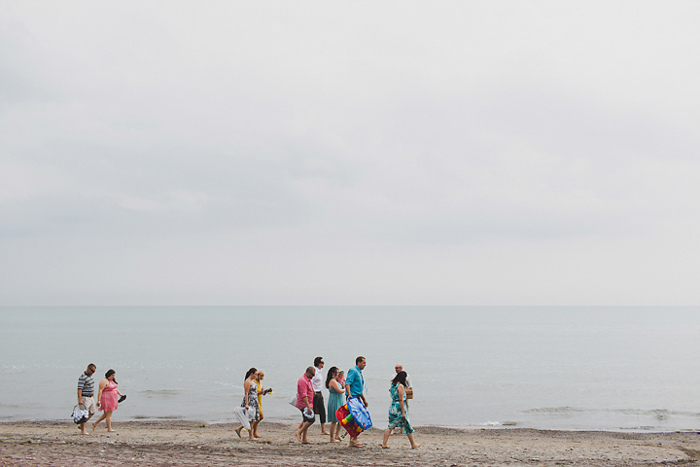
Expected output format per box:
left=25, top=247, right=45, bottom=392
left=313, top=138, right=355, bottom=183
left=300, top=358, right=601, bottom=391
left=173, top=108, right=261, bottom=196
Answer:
left=81, top=396, right=97, bottom=415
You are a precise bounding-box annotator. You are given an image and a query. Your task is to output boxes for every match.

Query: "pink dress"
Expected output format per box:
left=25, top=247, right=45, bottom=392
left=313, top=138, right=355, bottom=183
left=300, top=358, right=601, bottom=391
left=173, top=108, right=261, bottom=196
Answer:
left=100, top=381, right=119, bottom=412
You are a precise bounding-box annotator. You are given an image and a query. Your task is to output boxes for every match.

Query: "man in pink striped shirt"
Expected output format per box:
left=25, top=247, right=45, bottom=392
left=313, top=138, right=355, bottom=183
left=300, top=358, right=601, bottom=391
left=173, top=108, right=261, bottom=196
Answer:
left=296, top=366, right=316, bottom=444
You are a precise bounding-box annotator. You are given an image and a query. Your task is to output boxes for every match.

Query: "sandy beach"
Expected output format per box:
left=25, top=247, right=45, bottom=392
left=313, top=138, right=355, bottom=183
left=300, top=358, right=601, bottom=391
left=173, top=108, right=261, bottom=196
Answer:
left=2, top=420, right=700, bottom=466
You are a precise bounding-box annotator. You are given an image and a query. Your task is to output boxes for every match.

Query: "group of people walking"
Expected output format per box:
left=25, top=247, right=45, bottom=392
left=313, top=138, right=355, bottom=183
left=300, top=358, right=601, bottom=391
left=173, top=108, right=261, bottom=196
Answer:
left=290, top=356, right=420, bottom=449
left=76, top=364, right=125, bottom=434
left=75, top=357, right=420, bottom=449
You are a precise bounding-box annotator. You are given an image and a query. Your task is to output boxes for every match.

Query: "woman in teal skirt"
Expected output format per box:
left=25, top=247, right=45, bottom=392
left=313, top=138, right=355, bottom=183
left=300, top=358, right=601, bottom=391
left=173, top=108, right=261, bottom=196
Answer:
left=382, top=371, right=420, bottom=449
left=325, top=366, right=345, bottom=442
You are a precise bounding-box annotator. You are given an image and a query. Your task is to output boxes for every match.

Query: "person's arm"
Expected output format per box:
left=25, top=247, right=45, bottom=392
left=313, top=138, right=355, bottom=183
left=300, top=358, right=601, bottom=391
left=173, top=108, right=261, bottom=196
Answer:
left=96, top=379, right=106, bottom=407
left=297, top=378, right=304, bottom=406
left=345, top=370, right=354, bottom=397
left=77, top=377, right=84, bottom=405
left=302, top=382, right=313, bottom=411
left=398, top=384, right=405, bottom=417
left=330, top=379, right=341, bottom=393
left=244, top=379, right=251, bottom=408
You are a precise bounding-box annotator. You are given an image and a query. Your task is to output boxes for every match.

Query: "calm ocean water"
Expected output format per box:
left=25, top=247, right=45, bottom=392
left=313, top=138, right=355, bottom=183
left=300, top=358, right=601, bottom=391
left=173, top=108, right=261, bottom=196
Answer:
left=1, top=306, right=699, bottom=432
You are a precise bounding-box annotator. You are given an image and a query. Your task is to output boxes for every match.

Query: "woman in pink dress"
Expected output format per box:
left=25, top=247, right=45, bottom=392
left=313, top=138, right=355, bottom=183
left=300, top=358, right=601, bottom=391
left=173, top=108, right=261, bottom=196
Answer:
left=92, top=369, right=123, bottom=432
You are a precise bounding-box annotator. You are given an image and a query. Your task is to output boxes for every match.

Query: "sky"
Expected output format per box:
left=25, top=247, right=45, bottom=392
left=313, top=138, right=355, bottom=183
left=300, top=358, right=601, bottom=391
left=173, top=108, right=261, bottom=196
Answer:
left=1, top=1, right=699, bottom=306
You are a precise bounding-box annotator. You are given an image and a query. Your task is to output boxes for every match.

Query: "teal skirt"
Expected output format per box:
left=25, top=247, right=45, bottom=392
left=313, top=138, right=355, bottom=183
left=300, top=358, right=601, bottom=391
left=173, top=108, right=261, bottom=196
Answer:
left=327, top=389, right=344, bottom=423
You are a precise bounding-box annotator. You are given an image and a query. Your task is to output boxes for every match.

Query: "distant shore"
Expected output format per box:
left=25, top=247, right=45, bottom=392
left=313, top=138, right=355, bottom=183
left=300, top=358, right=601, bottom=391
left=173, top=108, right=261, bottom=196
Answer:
left=2, top=420, right=700, bottom=466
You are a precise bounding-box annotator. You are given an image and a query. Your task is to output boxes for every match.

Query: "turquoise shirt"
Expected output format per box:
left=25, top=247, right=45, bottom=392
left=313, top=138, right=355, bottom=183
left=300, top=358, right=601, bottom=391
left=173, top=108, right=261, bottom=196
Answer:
left=346, top=365, right=364, bottom=396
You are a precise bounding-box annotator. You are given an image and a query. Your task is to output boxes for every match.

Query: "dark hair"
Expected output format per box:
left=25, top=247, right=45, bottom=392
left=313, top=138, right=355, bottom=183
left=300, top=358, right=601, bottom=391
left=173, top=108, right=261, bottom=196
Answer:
left=355, top=356, right=365, bottom=365
left=392, top=371, right=408, bottom=387
left=105, top=369, right=115, bottom=378
left=314, top=356, right=324, bottom=367
left=87, top=364, right=96, bottom=371
left=325, top=366, right=338, bottom=388
left=244, top=368, right=257, bottom=380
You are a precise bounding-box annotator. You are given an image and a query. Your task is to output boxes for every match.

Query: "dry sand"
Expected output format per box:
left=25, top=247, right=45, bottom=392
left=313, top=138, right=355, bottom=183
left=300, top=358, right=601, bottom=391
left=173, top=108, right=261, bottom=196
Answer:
left=2, top=420, right=700, bottom=466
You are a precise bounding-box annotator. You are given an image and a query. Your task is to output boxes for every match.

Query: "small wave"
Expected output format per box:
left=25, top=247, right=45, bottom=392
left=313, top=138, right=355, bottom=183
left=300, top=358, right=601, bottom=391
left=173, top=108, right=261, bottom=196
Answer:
left=524, top=407, right=700, bottom=418
left=524, top=406, right=586, bottom=414
left=140, top=390, right=182, bottom=397
left=132, top=415, right=185, bottom=420
left=622, top=409, right=700, bottom=422
left=627, top=425, right=658, bottom=431
left=480, top=420, right=518, bottom=427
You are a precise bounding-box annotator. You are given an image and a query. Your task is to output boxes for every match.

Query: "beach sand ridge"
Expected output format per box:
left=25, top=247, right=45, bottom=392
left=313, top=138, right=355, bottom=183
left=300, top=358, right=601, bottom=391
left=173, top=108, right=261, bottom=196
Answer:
left=2, top=420, right=700, bottom=466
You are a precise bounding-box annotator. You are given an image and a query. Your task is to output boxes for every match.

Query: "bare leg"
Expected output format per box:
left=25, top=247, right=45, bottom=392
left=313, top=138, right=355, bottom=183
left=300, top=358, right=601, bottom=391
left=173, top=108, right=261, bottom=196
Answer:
left=329, top=422, right=339, bottom=442
left=105, top=411, right=115, bottom=432
left=321, top=422, right=329, bottom=435
left=407, top=432, right=420, bottom=448
left=301, top=423, right=313, bottom=444
left=79, top=412, right=91, bottom=435
left=255, top=414, right=263, bottom=437
left=382, top=428, right=391, bottom=448
left=296, top=421, right=313, bottom=444
left=92, top=412, right=107, bottom=430
left=249, top=420, right=259, bottom=440
left=350, top=434, right=361, bottom=447
left=334, top=421, right=342, bottom=440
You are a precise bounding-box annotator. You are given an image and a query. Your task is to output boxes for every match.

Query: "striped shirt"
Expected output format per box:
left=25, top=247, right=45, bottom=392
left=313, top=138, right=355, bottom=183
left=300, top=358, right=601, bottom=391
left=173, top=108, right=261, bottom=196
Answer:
left=77, top=373, right=95, bottom=397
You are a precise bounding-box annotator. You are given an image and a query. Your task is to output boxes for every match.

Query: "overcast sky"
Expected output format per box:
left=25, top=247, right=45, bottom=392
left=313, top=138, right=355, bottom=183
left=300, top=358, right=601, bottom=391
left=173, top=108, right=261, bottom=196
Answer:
left=1, top=1, right=699, bottom=306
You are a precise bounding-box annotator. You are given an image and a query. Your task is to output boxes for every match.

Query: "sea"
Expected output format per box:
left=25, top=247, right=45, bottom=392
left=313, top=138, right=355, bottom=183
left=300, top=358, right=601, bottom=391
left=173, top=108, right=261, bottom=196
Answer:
left=1, top=306, right=699, bottom=432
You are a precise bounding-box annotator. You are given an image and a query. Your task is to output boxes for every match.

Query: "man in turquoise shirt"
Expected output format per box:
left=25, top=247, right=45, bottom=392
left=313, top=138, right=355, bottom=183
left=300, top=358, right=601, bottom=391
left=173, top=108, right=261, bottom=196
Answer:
left=344, top=356, right=368, bottom=447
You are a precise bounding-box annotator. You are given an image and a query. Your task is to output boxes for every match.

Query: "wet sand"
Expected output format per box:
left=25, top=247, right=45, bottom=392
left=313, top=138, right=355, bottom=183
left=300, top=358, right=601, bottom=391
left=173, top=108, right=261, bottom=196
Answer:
left=2, top=420, right=700, bottom=466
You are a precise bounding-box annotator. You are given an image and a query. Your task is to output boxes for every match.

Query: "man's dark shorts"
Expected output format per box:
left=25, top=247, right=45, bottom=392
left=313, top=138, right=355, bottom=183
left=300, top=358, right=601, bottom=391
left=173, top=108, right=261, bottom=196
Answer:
left=300, top=408, right=315, bottom=424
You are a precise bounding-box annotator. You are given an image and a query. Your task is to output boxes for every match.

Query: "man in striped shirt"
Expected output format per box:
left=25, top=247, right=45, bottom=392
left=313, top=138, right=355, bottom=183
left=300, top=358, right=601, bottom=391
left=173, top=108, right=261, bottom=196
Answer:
left=77, top=363, right=97, bottom=434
